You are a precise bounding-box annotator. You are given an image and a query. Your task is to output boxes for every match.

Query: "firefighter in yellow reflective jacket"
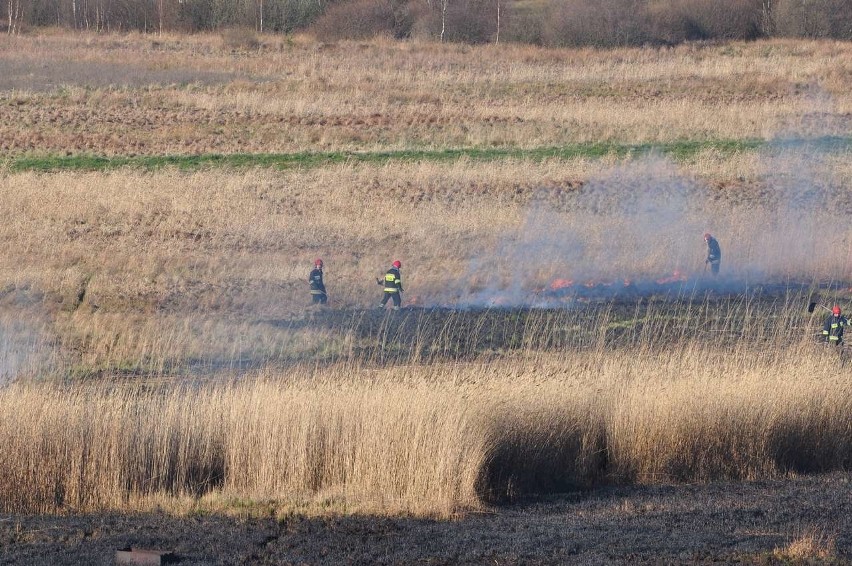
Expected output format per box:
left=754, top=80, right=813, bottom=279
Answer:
left=823, top=305, right=849, bottom=345
left=377, top=260, right=403, bottom=310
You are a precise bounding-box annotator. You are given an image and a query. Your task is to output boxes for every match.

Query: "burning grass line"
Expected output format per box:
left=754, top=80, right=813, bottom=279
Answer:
left=11, top=137, right=847, bottom=173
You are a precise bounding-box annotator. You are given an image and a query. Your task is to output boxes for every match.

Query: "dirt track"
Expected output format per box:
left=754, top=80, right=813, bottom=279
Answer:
left=2, top=472, right=850, bottom=565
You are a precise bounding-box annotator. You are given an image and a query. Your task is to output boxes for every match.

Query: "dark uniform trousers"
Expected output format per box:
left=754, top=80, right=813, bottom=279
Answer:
left=309, top=268, right=327, bottom=304
left=380, top=268, right=402, bottom=308
left=706, top=237, right=721, bottom=275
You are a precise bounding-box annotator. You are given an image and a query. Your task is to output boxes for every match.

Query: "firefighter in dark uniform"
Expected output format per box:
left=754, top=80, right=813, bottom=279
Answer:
left=823, top=305, right=849, bottom=345
left=377, top=260, right=403, bottom=310
left=309, top=259, right=327, bottom=305
left=704, top=232, right=721, bottom=275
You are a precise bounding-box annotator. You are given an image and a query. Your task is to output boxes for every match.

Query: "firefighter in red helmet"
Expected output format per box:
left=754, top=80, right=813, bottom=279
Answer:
left=823, top=305, right=849, bottom=345
left=308, top=258, right=327, bottom=305
left=377, top=260, right=403, bottom=310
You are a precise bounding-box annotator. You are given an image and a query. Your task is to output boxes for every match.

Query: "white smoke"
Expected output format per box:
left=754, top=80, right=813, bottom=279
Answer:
left=434, top=142, right=850, bottom=308
left=438, top=157, right=707, bottom=307
left=0, top=316, right=52, bottom=383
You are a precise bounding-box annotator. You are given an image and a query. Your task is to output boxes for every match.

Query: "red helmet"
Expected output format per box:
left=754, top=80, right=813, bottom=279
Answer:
left=392, top=260, right=401, bottom=268
left=833, top=305, right=841, bottom=315
left=314, top=258, right=323, bottom=267
left=703, top=232, right=711, bottom=240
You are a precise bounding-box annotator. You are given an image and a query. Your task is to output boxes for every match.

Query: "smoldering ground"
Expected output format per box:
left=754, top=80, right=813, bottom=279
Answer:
left=431, top=147, right=852, bottom=309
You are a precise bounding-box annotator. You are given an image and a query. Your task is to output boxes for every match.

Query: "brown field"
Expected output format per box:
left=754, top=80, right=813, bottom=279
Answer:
left=0, top=33, right=851, bottom=155
left=1, top=31, right=852, bottom=563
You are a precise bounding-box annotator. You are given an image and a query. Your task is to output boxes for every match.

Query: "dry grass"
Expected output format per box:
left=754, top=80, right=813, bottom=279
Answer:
left=0, top=33, right=850, bottom=155
left=0, top=311, right=56, bottom=381
left=774, top=527, right=839, bottom=561
left=0, top=342, right=849, bottom=517
left=1, top=153, right=850, bottom=375
left=2, top=156, right=851, bottom=325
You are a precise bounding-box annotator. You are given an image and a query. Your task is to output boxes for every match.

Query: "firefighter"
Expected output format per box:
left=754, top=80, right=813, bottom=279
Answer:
left=704, top=232, right=721, bottom=275
left=377, top=260, right=403, bottom=310
left=308, top=259, right=327, bottom=305
left=823, top=305, right=849, bottom=345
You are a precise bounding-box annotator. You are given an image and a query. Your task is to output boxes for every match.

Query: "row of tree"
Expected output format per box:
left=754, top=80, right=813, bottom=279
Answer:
left=4, top=0, right=852, bottom=44
left=4, top=0, right=323, bottom=34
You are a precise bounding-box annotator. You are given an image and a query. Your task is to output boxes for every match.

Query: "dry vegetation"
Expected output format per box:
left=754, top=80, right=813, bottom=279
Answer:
left=2, top=341, right=851, bottom=517
left=774, top=527, right=839, bottom=561
left=1, top=32, right=851, bottom=532
left=2, top=156, right=851, bottom=325
left=0, top=34, right=850, bottom=155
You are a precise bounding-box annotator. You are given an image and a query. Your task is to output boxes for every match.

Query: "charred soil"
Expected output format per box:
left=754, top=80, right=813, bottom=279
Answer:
left=2, top=473, right=850, bottom=565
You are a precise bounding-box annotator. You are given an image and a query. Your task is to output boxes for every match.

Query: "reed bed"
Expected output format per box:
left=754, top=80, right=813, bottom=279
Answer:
left=1, top=340, right=849, bottom=518
left=0, top=305, right=852, bottom=517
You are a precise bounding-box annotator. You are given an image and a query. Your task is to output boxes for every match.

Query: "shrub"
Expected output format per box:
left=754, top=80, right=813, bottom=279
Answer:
left=541, top=0, right=650, bottom=48
left=648, top=0, right=764, bottom=44
left=311, top=0, right=400, bottom=41
left=501, top=1, right=546, bottom=44
left=221, top=27, right=262, bottom=50
left=176, top=0, right=245, bottom=31
left=773, top=0, right=852, bottom=39
left=262, top=0, right=325, bottom=33
left=443, top=0, right=499, bottom=44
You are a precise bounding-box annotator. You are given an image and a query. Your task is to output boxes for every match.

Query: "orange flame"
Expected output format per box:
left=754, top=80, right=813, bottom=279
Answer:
left=655, top=270, right=688, bottom=284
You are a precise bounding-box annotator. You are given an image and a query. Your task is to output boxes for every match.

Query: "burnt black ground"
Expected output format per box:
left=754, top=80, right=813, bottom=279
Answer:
left=2, top=472, right=850, bottom=565
left=252, top=287, right=829, bottom=367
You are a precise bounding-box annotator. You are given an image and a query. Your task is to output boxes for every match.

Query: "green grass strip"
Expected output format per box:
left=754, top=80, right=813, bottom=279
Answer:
left=6, top=136, right=850, bottom=173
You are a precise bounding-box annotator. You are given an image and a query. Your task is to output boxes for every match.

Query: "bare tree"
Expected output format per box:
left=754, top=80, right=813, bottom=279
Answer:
left=495, top=0, right=500, bottom=43
left=761, top=0, right=775, bottom=35
left=7, top=0, right=24, bottom=34
left=440, top=0, right=448, bottom=41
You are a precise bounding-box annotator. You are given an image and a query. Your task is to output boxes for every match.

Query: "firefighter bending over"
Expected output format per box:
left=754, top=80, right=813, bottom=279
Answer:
left=309, top=259, right=327, bottom=305
left=377, top=260, right=403, bottom=310
left=704, top=233, right=721, bottom=275
left=823, top=305, right=849, bottom=345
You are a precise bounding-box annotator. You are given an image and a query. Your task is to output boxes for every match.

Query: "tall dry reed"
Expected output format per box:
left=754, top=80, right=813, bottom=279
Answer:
left=1, top=341, right=849, bottom=517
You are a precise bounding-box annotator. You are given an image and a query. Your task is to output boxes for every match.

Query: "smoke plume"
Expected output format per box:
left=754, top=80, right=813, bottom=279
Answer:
left=435, top=144, right=850, bottom=308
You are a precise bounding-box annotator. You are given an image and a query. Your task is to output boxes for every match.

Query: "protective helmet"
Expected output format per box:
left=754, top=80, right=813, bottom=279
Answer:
left=703, top=232, right=711, bottom=240
left=392, top=260, right=402, bottom=268
left=314, top=259, right=323, bottom=267
left=833, top=305, right=841, bottom=315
